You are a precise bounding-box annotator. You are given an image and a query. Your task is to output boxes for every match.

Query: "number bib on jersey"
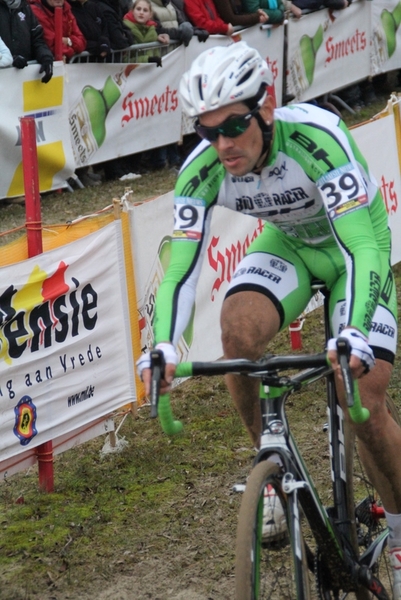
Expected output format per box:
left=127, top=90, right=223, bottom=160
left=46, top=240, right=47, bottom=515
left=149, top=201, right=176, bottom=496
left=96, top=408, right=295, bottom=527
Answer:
left=317, top=163, right=368, bottom=220
left=173, top=197, right=206, bottom=241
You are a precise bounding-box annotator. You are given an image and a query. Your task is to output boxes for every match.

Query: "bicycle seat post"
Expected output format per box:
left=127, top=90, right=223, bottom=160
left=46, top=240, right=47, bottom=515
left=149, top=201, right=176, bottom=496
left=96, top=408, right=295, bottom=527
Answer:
left=310, top=279, right=331, bottom=344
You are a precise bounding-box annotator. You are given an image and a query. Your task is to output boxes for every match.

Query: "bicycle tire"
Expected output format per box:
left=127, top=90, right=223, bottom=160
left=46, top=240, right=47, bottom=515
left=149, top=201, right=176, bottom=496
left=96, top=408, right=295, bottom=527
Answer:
left=344, top=392, right=400, bottom=600
left=235, top=460, right=312, bottom=600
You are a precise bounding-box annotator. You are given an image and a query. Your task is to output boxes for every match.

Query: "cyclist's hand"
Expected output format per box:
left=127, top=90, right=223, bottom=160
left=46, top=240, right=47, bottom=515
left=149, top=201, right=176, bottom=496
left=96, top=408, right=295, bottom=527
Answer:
left=136, top=342, right=178, bottom=395
left=327, top=327, right=375, bottom=379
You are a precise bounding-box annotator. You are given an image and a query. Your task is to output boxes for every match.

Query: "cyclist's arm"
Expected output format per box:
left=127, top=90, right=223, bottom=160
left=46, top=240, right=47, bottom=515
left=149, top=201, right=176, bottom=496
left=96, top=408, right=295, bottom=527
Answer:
left=139, top=143, right=226, bottom=392
left=154, top=209, right=213, bottom=345
left=302, top=116, right=386, bottom=337
left=313, top=122, right=390, bottom=375
left=324, top=191, right=383, bottom=330
left=154, top=143, right=225, bottom=345
left=323, top=190, right=383, bottom=377
left=140, top=209, right=212, bottom=394
left=318, top=165, right=388, bottom=376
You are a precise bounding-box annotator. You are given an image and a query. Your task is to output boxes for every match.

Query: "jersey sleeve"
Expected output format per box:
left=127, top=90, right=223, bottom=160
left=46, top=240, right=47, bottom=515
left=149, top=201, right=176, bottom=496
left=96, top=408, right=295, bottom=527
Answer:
left=315, top=124, right=389, bottom=336
left=153, top=143, right=226, bottom=346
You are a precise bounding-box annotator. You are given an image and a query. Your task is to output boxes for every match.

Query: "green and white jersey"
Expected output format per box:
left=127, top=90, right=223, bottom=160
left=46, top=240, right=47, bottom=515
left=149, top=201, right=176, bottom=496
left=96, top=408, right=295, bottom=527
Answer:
left=154, top=103, right=394, bottom=353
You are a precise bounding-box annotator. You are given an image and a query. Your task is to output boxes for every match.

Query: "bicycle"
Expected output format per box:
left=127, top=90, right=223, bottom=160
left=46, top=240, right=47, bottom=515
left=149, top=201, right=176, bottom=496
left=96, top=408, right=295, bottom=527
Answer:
left=149, top=287, right=400, bottom=600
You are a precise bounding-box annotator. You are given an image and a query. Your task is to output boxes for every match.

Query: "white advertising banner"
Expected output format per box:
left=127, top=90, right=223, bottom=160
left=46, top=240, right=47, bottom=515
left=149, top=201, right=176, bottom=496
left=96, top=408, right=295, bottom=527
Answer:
left=0, top=61, right=75, bottom=199
left=238, top=24, right=285, bottom=108
left=371, top=0, right=401, bottom=74
left=129, top=196, right=264, bottom=362
left=66, top=47, right=184, bottom=168
left=286, top=1, right=371, bottom=102
left=350, top=113, right=401, bottom=265
left=0, top=222, right=135, bottom=462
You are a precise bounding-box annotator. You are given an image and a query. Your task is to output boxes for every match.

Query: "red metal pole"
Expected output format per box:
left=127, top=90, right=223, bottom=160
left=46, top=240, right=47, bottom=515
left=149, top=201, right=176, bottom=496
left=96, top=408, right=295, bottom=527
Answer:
left=54, top=6, right=63, bottom=61
left=21, top=118, right=42, bottom=256
left=20, top=117, right=54, bottom=493
left=289, top=318, right=304, bottom=350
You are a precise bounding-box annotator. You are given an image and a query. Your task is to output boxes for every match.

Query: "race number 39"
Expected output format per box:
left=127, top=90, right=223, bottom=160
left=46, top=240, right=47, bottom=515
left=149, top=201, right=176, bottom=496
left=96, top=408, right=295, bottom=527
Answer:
left=173, top=197, right=205, bottom=241
left=318, top=163, right=367, bottom=219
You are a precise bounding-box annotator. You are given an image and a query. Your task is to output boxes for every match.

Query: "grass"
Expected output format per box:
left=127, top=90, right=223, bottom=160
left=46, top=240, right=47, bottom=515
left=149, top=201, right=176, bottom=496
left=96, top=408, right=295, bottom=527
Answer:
left=0, top=376, right=249, bottom=598
left=0, top=168, right=178, bottom=246
left=1, top=285, right=400, bottom=598
left=1, top=82, right=401, bottom=599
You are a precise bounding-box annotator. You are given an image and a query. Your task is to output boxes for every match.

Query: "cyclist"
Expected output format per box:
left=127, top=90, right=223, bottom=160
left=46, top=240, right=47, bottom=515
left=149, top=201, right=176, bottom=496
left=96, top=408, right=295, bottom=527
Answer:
left=137, top=42, right=401, bottom=596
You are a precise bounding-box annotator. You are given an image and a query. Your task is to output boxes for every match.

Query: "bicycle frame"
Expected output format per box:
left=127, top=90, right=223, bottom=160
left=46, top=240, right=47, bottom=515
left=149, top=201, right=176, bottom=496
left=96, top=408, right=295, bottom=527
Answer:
left=250, top=290, right=390, bottom=597
left=255, top=372, right=364, bottom=593
left=149, top=293, right=390, bottom=597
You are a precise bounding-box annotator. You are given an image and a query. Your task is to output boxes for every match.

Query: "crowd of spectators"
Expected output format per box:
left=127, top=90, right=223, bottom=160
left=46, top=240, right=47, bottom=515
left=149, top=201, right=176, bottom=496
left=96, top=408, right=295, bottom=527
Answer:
left=0, top=0, right=396, bottom=183
left=0, top=0, right=54, bottom=81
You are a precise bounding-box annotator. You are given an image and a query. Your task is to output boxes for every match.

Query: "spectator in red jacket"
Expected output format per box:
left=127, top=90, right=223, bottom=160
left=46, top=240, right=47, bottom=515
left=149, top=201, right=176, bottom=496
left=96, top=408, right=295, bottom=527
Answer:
left=30, top=0, right=86, bottom=60
left=184, top=0, right=235, bottom=35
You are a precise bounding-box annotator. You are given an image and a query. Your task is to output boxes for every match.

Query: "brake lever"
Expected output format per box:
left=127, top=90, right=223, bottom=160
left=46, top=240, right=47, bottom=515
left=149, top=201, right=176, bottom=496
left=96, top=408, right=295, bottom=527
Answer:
left=336, top=337, right=370, bottom=423
left=150, top=349, right=165, bottom=418
left=337, top=337, right=353, bottom=406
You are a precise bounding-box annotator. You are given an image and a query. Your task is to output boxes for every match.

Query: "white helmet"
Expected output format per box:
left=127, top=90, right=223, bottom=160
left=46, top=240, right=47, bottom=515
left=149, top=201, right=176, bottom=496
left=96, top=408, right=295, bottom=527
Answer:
left=179, top=42, right=273, bottom=117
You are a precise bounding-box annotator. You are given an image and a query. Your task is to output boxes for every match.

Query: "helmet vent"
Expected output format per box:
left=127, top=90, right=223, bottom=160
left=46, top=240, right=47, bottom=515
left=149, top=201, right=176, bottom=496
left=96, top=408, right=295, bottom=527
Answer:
left=178, top=41, right=273, bottom=117
left=237, top=69, right=253, bottom=87
left=198, top=78, right=204, bottom=101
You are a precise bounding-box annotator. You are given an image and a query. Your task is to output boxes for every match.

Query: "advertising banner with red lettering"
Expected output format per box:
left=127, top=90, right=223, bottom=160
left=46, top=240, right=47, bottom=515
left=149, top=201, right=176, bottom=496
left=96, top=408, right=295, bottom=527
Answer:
left=0, top=222, right=135, bottom=463
left=0, top=61, right=75, bottom=200
left=1, top=7, right=401, bottom=200
left=286, top=1, right=371, bottom=102
left=350, top=113, right=401, bottom=265
left=67, top=47, right=184, bottom=168
left=129, top=195, right=264, bottom=362
left=238, top=25, right=285, bottom=109
left=371, top=0, right=401, bottom=74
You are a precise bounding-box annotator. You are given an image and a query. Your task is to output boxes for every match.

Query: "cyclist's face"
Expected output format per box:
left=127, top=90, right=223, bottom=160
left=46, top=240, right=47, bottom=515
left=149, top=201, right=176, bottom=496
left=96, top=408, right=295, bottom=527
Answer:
left=198, top=97, right=274, bottom=176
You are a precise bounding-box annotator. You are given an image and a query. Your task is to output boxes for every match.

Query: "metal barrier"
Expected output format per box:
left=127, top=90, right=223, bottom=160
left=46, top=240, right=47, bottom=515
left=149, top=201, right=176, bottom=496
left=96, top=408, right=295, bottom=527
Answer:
left=69, top=40, right=180, bottom=64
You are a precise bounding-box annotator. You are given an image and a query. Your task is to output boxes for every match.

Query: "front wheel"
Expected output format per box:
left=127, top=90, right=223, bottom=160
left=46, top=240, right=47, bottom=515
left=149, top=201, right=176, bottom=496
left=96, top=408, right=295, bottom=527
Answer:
left=235, top=460, right=312, bottom=600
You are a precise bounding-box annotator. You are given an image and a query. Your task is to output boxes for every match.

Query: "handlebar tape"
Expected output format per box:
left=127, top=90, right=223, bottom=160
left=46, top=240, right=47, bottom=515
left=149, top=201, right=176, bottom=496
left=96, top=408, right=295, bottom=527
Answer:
left=337, top=337, right=370, bottom=423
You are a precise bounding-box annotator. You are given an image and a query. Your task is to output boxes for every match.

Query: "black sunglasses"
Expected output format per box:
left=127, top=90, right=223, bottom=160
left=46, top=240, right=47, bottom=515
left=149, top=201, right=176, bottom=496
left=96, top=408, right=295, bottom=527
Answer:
left=194, top=105, right=260, bottom=142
